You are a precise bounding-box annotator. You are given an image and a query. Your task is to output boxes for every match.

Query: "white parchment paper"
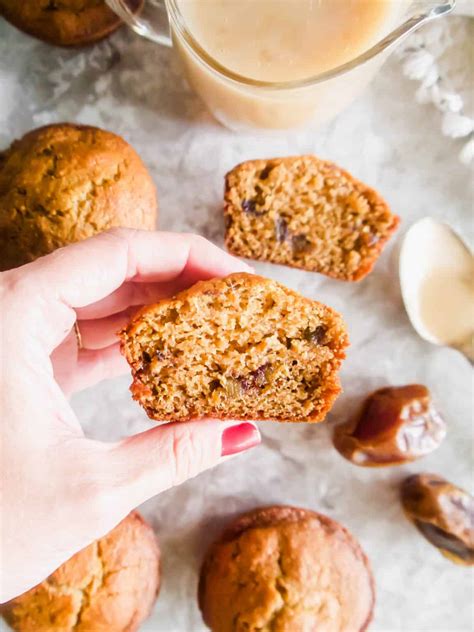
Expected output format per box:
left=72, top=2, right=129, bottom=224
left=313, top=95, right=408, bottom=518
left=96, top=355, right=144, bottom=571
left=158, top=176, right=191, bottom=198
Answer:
left=0, top=17, right=472, bottom=632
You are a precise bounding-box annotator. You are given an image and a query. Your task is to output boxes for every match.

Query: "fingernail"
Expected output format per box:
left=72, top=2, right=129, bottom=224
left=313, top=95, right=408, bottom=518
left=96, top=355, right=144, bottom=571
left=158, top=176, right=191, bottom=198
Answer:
left=221, top=423, right=261, bottom=457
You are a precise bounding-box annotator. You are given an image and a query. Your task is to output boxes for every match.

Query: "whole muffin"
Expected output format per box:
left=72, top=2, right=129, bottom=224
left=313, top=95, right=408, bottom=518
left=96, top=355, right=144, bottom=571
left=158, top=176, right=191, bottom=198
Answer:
left=0, top=123, right=158, bottom=271
left=199, top=506, right=375, bottom=632
left=0, top=0, right=142, bottom=47
left=1, top=512, right=161, bottom=632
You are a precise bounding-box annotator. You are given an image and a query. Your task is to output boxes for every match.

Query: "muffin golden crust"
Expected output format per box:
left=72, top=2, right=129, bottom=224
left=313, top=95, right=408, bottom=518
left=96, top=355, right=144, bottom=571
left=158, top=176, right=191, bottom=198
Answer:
left=119, top=273, right=349, bottom=423
left=198, top=505, right=375, bottom=632
left=0, top=123, right=157, bottom=271
left=1, top=512, right=161, bottom=632
left=224, top=156, right=400, bottom=281
left=0, top=0, right=142, bottom=47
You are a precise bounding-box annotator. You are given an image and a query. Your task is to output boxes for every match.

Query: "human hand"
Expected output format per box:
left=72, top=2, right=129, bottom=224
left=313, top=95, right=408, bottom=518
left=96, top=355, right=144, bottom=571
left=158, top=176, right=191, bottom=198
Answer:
left=0, top=228, right=261, bottom=602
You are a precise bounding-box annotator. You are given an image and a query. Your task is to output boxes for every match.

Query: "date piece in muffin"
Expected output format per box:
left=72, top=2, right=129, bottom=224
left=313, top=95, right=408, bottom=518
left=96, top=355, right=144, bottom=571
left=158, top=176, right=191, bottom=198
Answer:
left=198, top=505, right=375, bottom=632
left=119, top=273, right=349, bottom=423
left=1, top=512, right=161, bottom=632
left=0, top=123, right=158, bottom=271
left=224, top=155, right=400, bottom=281
left=0, top=0, right=142, bottom=47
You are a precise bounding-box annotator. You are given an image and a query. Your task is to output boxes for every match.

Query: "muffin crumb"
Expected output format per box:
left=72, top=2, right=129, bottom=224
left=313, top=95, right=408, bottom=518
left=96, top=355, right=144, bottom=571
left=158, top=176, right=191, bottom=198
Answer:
left=119, top=273, right=349, bottom=423
left=224, top=155, right=400, bottom=281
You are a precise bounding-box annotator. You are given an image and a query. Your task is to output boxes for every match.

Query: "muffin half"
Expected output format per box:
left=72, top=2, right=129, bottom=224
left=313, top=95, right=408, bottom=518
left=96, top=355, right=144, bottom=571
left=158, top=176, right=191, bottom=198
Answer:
left=119, top=273, right=349, bottom=423
left=224, top=155, right=399, bottom=281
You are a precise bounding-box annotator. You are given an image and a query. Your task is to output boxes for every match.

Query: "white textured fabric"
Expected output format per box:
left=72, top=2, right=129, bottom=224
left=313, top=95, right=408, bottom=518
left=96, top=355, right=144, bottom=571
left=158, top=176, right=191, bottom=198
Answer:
left=397, top=14, right=474, bottom=164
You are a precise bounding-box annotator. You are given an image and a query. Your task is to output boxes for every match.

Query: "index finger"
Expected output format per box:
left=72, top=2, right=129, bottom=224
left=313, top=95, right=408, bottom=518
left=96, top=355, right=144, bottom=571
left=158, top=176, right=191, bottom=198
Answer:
left=8, top=228, right=252, bottom=354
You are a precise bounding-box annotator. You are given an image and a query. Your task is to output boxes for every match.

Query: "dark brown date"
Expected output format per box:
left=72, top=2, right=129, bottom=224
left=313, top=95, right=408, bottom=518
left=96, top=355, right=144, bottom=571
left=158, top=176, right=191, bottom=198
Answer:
left=401, top=473, right=474, bottom=566
left=333, top=384, right=446, bottom=467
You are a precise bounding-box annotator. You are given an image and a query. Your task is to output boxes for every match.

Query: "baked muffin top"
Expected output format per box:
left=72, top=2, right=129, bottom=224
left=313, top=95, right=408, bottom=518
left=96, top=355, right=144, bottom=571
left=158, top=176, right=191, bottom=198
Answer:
left=0, top=0, right=142, bottom=47
left=1, top=512, right=161, bottom=632
left=0, top=123, right=157, bottom=270
left=199, top=505, right=375, bottom=632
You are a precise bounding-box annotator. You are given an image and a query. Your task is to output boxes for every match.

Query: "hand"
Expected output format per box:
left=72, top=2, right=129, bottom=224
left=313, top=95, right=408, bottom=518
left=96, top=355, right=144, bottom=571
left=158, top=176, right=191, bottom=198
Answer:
left=0, top=228, right=261, bottom=602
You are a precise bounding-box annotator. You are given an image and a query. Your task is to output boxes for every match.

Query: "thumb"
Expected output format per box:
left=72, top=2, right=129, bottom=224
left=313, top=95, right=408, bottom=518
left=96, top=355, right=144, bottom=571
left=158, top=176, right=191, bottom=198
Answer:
left=103, top=419, right=261, bottom=509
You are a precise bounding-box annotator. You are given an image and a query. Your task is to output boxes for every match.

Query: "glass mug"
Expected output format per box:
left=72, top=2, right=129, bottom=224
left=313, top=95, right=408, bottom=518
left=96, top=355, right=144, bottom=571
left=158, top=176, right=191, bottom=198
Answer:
left=106, top=0, right=455, bottom=132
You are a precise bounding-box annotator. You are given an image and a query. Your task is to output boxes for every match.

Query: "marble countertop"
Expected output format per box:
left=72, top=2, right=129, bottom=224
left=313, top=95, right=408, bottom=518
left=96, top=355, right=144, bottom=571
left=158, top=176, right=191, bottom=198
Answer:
left=0, top=15, right=472, bottom=632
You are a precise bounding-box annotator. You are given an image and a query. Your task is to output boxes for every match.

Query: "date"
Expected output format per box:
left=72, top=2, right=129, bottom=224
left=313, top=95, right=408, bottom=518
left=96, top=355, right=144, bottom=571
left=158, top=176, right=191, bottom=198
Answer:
left=401, top=473, right=474, bottom=565
left=333, top=385, right=446, bottom=467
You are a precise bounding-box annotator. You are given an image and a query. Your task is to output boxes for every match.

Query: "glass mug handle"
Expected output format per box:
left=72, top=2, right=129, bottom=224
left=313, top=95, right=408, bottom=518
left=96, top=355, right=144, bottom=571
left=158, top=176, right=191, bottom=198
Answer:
left=105, top=0, right=172, bottom=47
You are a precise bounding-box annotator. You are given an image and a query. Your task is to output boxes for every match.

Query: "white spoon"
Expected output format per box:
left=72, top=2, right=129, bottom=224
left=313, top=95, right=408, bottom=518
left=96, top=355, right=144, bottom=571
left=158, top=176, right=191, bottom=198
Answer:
left=400, top=217, right=474, bottom=363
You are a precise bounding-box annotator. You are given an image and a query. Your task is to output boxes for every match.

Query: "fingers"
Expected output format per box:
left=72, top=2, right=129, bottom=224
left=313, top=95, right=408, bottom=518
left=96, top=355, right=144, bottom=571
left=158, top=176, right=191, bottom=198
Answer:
left=75, top=282, right=167, bottom=320
left=75, top=275, right=215, bottom=321
left=27, top=228, right=251, bottom=305
left=99, top=420, right=261, bottom=509
left=76, top=344, right=129, bottom=390
left=75, top=309, right=136, bottom=350
left=10, top=229, right=251, bottom=355
left=54, top=343, right=129, bottom=396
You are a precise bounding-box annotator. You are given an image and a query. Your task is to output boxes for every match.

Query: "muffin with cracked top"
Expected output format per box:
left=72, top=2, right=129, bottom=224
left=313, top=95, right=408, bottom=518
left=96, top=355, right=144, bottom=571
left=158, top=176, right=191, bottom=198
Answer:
left=198, top=505, right=375, bottom=632
left=0, top=0, right=142, bottom=47
left=1, top=511, right=161, bottom=632
left=0, top=123, right=157, bottom=271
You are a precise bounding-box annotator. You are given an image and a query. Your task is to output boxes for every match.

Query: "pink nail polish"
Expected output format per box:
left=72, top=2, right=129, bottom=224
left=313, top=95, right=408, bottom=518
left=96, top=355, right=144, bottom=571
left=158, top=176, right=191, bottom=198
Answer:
left=221, top=423, right=260, bottom=457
